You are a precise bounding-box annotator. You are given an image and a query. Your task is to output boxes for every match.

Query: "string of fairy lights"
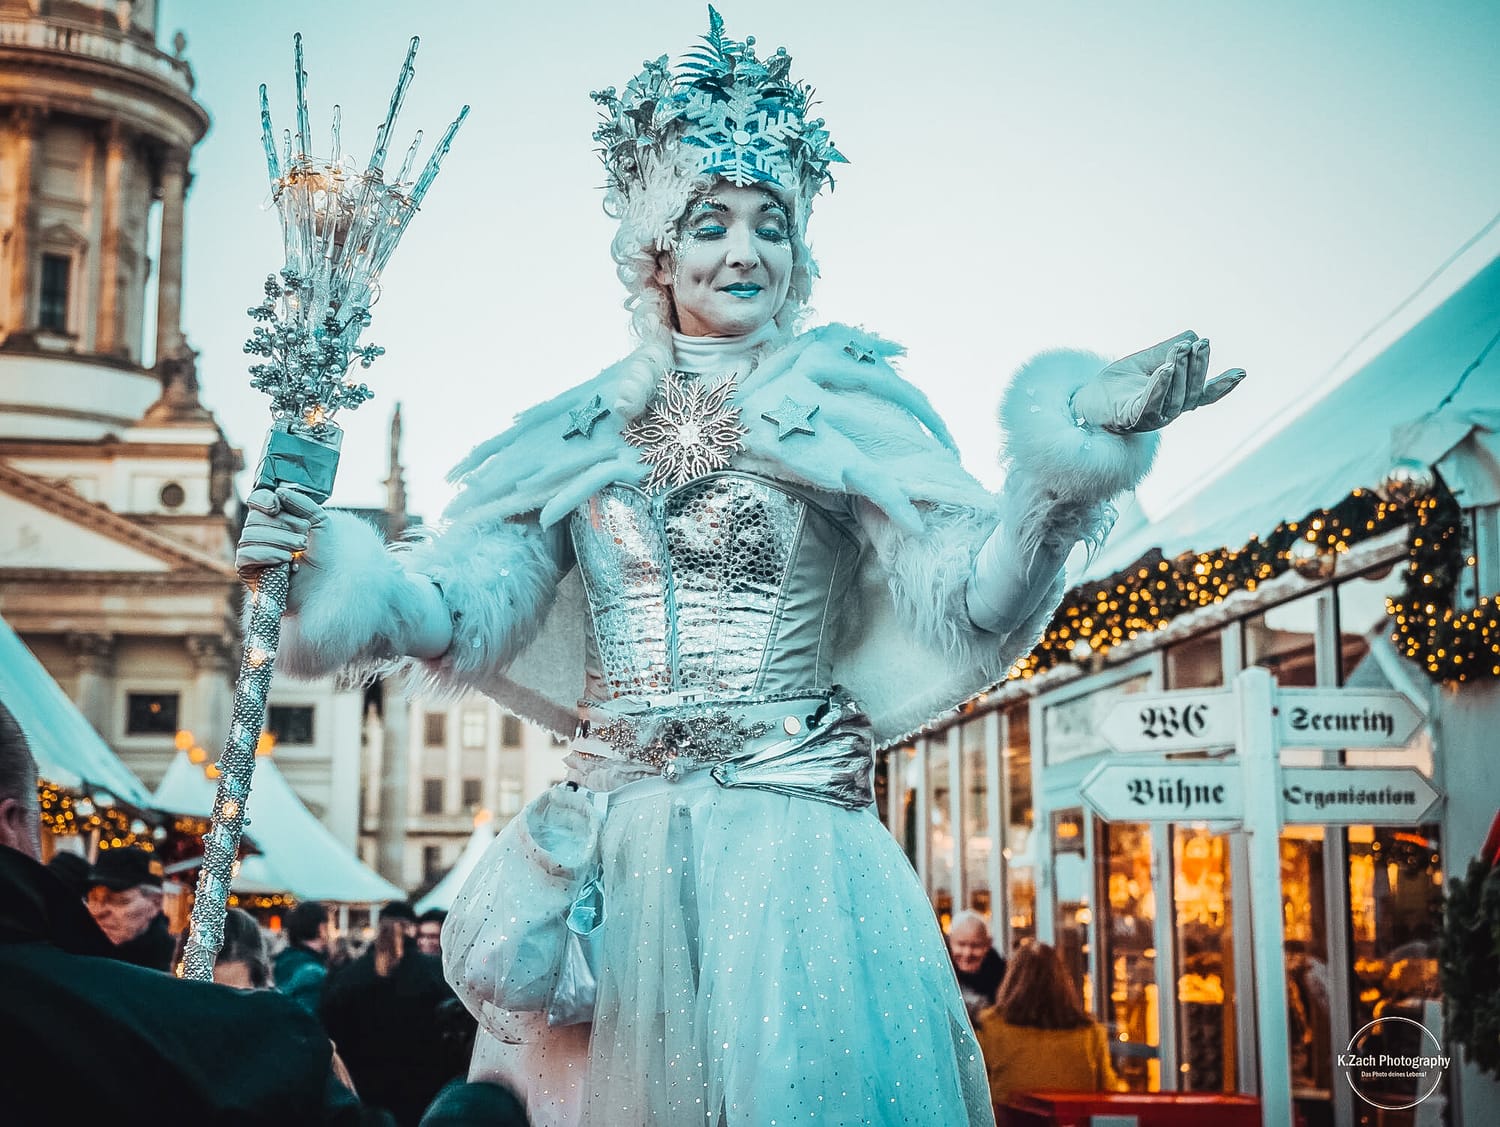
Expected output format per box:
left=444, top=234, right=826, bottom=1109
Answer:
left=37, top=781, right=212, bottom=850
left=36, top=781, right=158, bottom=849
left=1006, top=467, right=1498, bottom=686
left=1391, top=485, right=1497, bottom=682
left=35, top=729, right=268, bottom=850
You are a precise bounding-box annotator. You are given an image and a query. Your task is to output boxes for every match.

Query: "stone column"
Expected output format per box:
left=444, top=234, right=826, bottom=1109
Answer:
left=65, top=632, right=116, bottom=737
left=154, top=148, right=188, bottom=366
left=95, top=121, right=128, bottom=355
left=374, top=680, right=411, bottom=889
left=5, top=107, right=43, bottom=334
left=186, top=634, right=235, bottom=763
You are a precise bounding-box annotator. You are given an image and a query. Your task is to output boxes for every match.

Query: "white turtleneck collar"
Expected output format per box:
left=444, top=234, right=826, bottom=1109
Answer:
left=671, top=321, right=781, bottom=374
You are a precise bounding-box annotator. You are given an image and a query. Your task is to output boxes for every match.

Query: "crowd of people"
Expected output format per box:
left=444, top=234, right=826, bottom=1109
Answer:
left=1, top=685, right=1131, bottom=1123
left=0, top=698, right=525, bottom=1126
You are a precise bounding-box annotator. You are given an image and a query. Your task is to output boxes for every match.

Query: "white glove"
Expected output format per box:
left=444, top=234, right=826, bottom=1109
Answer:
left=1070, top=331, right=1245, bottom=434
left=967, top=519, right=1070, bottom=637
left=237, top=486, right=454, bottom=659
left=236, top=486, right=326, bottom=587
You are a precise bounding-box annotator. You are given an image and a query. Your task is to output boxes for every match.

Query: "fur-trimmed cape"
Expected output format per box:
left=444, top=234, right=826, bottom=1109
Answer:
left=278, top=324, right=1157, bottom=745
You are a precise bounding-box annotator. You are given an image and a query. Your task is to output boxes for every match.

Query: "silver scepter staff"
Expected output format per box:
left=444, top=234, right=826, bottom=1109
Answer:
left=179, top=34, right=467, bottom=981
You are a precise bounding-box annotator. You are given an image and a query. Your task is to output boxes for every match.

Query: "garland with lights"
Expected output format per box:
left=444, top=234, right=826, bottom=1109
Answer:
left=1006, top=475, right=1498, bottom=686
left=1390, top=485, right=1499, bottom=683
left=230, top=893, right=296, bottom=911
left=37, top=780, right=164, bottom=851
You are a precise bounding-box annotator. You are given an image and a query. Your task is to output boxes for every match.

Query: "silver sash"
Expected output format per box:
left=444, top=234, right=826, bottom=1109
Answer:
left=572, top=688, right=874, bottom=811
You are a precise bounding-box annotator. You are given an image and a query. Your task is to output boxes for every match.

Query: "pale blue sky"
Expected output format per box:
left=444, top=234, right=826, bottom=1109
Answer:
left=159, top=0, right=1500, bottom=520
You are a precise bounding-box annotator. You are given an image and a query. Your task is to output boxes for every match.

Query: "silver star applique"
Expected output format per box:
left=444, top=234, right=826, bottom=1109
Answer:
left=622, top=371, right=748, bottom=490
left=761, top=396, right=819, bottom=440
left=563, top=393, right=611, bottom=440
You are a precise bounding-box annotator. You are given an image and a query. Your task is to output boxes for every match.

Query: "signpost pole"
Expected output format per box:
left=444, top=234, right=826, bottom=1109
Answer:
left=1237, top=666, right=1294, bottom=1127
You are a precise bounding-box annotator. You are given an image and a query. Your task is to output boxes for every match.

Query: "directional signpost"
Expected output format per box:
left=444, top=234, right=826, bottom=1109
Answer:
left=1081, top=761, right=1244, bottom=822
left=1275, top=688, right=1425, bottom=748
left=1085, top=668, right=1438, bottom=1127
left=1280, top=767, right=1441, bottom=825
left=1100, top=689, right=1236, bottom=752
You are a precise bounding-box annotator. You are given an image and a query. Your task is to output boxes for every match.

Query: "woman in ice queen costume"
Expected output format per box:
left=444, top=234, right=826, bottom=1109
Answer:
left=235, top=10, right=1244, bottom=1126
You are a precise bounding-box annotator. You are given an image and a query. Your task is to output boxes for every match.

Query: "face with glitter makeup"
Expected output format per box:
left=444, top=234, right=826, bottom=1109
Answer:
left=656, top=182, right=794, bottom=337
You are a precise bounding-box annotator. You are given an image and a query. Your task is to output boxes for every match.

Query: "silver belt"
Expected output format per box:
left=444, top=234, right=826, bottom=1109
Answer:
left=572, top=688, right=875, bottom=810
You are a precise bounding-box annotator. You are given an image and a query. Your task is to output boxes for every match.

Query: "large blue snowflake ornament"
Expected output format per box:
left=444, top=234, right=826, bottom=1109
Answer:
left=593, top=6, right=847, bottom=203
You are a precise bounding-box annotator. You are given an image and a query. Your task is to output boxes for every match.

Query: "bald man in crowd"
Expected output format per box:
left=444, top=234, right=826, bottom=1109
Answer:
left=948, top=910, right=1010, bottom=1021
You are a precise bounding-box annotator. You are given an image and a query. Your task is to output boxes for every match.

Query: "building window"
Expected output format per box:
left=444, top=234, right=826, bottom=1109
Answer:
left=1003, top=705, right=1036, bottom=946
left=422, top=778, right=444, bottom=814
left=501, top=714, right=522, bottom=748
left=423, top=845, right=444, bottom=882
left=498, top=779, right=523, bottom=816
left=1165, top=630, right=1223, bottom=689
left=158, top=481, right=186, bottom=509
left=1244, top=599, right=1318, bottom=686
left=266, top=705, right=315, bottom=745
left=960, top=717, right=990, bottom=918
left=125, top=692, right=179, bottom=735
left=39, top=253, right=70, bottom=331
left=461, top=778, right=483, bottom=809
left=461, top=709, right=486, bottom=748
left=423, top=712, right=447, bottom=747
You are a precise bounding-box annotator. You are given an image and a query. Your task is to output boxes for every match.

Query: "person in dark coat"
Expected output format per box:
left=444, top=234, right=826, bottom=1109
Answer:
left=418, top=1079, right=529, bottom=1126
left=276, top=899, right=332, bottom=1015
left=415, top=908, right=446, bottom=958
left=948, top=910, right=1009, bottom=1021
left=45, top=849, right=92, bottom=898
left=322, top=904, right=470, bottom=1126
left=0, top=698, right=361, bottom=1126
left=86, top=844, right=176, bottom=971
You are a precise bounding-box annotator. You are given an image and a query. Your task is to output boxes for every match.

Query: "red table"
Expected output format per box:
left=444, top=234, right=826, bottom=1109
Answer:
left=1000, top=1090, right=1264, bottom=1127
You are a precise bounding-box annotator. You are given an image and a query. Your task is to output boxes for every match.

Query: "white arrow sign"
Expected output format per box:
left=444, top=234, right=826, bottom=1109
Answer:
left=1276, top=689, right=1424, bottom=748
left=1100, top=690, right=1236, bottom=753
left=1281, top=767, right=1442, bottom=825
left=1081, top=761, right=1243, bottom=823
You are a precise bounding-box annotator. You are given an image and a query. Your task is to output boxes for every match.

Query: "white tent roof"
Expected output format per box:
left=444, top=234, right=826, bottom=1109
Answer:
left=1084, top=255, right=1500, bottom=580
left=154, top=751, right=403, bottom=904
left=0, top=615, right=152, bottom=807
left=414, top=815, right=497, bottom=914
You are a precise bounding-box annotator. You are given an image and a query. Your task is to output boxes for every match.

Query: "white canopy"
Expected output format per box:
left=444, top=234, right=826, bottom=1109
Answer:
left=414, top=814, right=497, bottom=914
left=154, top=751, right=403, bottom=904
left=1084, top=255, right=1500, bottom=580
left=0, top=615, right=152, bottom=807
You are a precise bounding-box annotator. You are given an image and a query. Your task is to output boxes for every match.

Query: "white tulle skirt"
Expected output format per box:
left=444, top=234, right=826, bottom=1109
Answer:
left=454, top=764, right=994, bottom=1127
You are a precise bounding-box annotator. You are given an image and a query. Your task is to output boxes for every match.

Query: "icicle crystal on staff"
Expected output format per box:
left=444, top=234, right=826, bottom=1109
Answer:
left=179, top=34, right=467, bottom=983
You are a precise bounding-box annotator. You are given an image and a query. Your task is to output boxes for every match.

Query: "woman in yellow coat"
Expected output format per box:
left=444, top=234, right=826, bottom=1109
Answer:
left=975, top=940, right=1124, bottom=1107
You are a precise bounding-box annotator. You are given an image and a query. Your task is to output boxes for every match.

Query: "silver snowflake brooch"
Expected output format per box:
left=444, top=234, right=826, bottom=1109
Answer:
left=622, top=370, right=748, bottom=490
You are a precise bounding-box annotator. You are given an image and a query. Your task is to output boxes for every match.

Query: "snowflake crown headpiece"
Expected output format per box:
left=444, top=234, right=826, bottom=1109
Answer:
left=591, top=6, right=847, bottom=212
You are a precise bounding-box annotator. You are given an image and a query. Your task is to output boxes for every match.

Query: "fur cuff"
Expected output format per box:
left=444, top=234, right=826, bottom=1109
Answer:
left=1000, top=349, right=1159, bottom=501
left=394, top=517, right=563, bottom=695
left=270, top=511, right=420, bottom=679
left=999, top=349, right=1159, bottom=561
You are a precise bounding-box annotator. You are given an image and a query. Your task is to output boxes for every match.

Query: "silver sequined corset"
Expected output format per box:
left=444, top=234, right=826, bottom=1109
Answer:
left=569, top=472, right=861, bottom=701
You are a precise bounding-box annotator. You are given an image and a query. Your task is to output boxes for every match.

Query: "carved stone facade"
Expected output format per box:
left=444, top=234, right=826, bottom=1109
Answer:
left=0, top=3, right=245, bottom=795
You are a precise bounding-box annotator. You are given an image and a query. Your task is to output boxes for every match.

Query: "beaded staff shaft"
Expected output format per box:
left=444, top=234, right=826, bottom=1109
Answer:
left=180, top=34, right=466, bottom=981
